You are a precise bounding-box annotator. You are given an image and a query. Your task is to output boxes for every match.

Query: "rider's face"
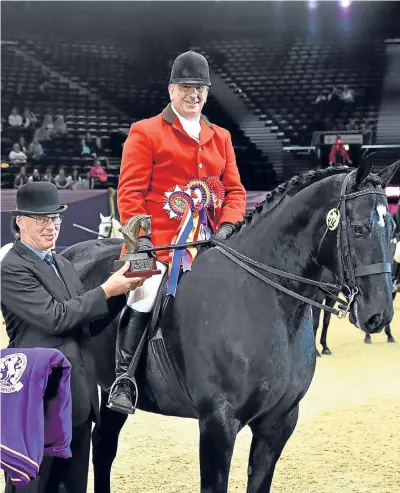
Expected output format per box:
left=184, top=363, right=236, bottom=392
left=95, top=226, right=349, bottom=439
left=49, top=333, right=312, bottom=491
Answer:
left=168, top=83, right=208, bottom=121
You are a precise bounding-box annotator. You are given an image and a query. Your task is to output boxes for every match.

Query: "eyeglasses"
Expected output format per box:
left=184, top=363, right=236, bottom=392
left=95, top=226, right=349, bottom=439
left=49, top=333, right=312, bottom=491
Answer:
left=177, top=84, right=208, bottom=94
left=26, top=215, right=63, bottom=226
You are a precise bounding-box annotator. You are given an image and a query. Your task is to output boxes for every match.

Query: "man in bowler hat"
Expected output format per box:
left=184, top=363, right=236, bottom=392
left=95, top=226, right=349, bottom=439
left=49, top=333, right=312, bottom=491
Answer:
left=1, top=181, right=144, bottom=493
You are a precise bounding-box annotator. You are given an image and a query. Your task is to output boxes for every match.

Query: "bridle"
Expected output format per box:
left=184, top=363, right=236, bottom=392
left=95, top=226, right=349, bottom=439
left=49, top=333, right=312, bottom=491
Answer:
left=211, top=170, right=391, bottom=318
left=98, top=219, right=113, bottom=239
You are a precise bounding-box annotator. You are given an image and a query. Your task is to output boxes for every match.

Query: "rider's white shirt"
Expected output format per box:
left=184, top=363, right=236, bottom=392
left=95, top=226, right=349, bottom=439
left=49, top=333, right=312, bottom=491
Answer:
left=171, top=104, right=201, bottom=142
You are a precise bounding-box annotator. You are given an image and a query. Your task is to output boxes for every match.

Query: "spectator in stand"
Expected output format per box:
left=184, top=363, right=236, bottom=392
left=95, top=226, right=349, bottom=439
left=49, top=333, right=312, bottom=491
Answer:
left=42, top=166, right=56, bottom=184
left=346, top=118, right=357, bottom=131
left=341, top=84, right=355, bottom=104
left=328, top=86, right=341, bottom=103
left=28, top=168, right=41, bottom=183
left=53, top=115, right=68, bottom=138
left=22, top=109, right=38, bottom=139
left=18, top=136, right=27, bottom=153
left=314, top=91, right=327, bottom=105
left=81, top=138, right=95, bottom=158
left=43, top=113, right=54, bottom=134
left=9, top=143, right=28, bottom=166
left=329, top=136, right=352, bottom=166
left=22, top=109, right=38, bottom=129
left=8, top=107, right=23, bottom=128
left=85, top=132, right=94, bottom=148
left=81, top=171, right=94, bottom=189
left=55, top=167, right=69, bottom=189
left=34, top=124, right=51, bottom=142
left=68, top=168, right=80, bottom=189
left=71, top=171, right=93, bottom=190
left=89, top=159, right=108, bottom=187
left=28, top=138, right=44, bottom=161
left=14, top=166, right=28, bottom=189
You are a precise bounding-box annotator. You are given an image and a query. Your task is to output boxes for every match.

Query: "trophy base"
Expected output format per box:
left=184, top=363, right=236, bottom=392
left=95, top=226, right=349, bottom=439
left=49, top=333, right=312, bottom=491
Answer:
left=114, top=253, right=161, bottom=278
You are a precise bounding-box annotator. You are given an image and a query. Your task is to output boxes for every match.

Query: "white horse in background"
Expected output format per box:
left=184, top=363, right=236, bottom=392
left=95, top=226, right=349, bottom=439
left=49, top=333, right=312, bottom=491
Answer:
left=98, top=213, right=123, bottom=239
left=0, top=243, right=14, bottom=263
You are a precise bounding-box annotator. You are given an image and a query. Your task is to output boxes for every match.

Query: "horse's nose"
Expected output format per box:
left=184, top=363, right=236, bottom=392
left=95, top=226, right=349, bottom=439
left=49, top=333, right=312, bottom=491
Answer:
left=364, top=313, right=385, bottom=334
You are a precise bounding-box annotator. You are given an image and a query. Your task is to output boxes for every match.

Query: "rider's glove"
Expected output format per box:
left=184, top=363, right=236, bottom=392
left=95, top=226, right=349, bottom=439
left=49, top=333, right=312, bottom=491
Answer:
left=211, top=222, right=235, bottom=242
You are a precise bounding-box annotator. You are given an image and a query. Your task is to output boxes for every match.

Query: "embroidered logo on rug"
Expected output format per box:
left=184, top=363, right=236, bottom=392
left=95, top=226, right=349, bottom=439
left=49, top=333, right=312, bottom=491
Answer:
left=0, top=353, right=27, bottom=393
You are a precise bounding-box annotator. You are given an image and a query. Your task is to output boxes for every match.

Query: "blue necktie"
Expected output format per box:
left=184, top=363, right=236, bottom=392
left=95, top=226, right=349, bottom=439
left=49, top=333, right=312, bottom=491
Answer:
left=44, top=253, right=54, bottom=265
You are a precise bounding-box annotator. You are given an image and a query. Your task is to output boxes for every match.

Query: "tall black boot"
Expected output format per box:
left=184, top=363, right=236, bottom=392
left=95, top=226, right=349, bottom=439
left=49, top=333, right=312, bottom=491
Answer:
left=107, top=306, right=151, bottom=414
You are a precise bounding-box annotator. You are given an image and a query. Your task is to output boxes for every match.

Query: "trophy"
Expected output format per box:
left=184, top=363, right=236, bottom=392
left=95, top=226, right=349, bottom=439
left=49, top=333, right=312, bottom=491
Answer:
left=113, top=214, right=161, bottom=278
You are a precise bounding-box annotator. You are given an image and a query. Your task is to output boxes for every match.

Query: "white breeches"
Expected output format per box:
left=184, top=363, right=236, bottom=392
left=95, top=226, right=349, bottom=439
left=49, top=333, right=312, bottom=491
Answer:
left=126, top=261, right=168, bottom=313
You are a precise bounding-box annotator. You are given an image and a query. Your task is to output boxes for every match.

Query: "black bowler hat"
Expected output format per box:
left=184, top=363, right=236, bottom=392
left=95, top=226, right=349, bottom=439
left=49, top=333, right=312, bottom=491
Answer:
left=10, top=182, right=68, bottom=216
left=169, top=51, right=211, bottom=86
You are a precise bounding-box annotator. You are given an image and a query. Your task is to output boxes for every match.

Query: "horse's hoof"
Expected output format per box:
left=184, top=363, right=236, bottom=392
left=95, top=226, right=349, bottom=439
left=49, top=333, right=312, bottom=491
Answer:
left=387, top=336, right=396, bottom=343
left=364, top=336, right=372, bottom=344
left=316, top=350, right=321, bottom=357
left=321, top=348, right=332, bottom=355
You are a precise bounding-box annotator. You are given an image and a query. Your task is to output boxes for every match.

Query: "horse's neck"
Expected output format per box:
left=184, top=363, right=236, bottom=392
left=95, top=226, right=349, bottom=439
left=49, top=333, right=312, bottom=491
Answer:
left=231, top=183, right=330, bottom=285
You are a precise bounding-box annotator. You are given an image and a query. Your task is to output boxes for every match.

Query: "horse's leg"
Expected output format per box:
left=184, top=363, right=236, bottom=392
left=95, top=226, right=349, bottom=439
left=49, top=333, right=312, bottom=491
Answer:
left=385, top=324, right=396, bottom=343
left=312, top=307, right=321, bottom=357
left=320, top=304, right=333, bottom=355
left=246, top=406, right=299, bottom=493
left=364, top=333, right=372, bottom=344
left=92, top=389, right=128, bottom=493
left=199, top=409, right=240, bottom=493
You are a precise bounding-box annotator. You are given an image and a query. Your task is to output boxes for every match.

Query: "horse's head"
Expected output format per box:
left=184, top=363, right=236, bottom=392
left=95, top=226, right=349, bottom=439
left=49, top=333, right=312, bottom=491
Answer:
left=319, top=158, right=399, bottom=333
left=139, top=214, right=152, bottom=238
left=98, top=213, right=113, bottom=239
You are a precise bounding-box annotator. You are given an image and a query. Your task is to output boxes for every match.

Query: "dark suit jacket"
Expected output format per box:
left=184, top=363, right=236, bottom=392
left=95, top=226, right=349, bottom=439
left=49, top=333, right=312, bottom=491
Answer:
left=1, top=240, right=122, bottom=426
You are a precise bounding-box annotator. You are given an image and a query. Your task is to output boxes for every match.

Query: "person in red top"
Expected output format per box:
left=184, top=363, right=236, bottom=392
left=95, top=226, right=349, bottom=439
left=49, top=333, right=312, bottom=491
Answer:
left=329, top=136, right=352, bottom=166
left=89, top=159, right=108, bottom=185
left=108, top=50, right=247, bottom=414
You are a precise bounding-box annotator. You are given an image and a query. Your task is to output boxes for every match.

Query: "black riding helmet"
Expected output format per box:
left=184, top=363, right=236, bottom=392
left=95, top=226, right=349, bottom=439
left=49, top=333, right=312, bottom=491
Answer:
left=169, top=51, right=211, bottom=87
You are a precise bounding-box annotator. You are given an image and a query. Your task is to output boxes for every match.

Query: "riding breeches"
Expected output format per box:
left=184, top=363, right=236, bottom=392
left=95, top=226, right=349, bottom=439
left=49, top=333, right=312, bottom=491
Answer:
left=126, top=261, right=168, bottom=313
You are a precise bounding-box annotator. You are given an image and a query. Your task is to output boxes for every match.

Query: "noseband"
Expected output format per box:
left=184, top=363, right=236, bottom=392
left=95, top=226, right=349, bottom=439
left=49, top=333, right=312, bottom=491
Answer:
left=212, top=170, right=391, bottom=318
left=99, top=220, right=113, bottom=239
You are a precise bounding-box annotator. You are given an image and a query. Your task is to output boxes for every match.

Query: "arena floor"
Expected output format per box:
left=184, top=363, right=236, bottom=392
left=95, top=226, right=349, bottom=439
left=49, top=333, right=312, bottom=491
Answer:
left=1, top=299, right=399, bottom=492
left=88, top=297, right=400, bottom=493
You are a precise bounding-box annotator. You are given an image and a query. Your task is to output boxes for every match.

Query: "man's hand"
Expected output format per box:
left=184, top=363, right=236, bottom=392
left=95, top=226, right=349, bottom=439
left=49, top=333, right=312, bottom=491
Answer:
left=211, top=222, right=235, bottom=242
left=101, top=262, right=145, bottom=299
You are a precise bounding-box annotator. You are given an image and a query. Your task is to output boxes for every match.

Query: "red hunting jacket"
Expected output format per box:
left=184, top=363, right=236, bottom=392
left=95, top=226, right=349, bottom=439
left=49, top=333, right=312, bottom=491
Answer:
left=118, top=104, right=246, bottom=262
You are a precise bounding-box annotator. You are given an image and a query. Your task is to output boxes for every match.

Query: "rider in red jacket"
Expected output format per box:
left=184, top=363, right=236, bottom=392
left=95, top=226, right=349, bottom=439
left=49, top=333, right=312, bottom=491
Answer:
left=107, top=51, right=246, bottom=414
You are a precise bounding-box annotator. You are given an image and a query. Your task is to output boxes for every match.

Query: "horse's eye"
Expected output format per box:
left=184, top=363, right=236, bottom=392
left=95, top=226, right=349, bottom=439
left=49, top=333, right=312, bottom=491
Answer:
left=352, top=225, right=363, bottom=236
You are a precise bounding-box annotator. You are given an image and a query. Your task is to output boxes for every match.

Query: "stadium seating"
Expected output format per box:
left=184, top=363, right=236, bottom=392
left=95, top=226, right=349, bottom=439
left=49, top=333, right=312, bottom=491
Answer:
left=198, top=37, right=385, bottom=145
left=1, top=36, right=387, bottom=190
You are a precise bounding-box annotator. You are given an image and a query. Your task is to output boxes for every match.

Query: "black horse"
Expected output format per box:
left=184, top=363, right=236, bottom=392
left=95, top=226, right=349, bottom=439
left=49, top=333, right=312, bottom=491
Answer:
left=62, top=161, right=398, bottom=493
left=313, top=238, right=399, bottom=355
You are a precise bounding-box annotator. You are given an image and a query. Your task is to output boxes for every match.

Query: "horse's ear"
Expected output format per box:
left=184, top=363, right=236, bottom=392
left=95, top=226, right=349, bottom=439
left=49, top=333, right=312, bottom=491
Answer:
left=355, top=153, right=374, bottom=187
left=377, top=159, right=400, bottom=188
left=100, top=213, right=104, bottom=220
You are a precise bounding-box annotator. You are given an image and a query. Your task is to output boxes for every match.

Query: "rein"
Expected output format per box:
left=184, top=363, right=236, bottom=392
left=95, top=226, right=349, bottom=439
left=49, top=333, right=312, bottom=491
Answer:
left=136, top=171, right=391, bottom=318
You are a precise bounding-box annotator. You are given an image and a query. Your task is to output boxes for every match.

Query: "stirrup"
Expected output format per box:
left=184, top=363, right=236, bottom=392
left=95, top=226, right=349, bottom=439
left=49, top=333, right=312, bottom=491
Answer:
left=106, top=373, right=138, bottom=414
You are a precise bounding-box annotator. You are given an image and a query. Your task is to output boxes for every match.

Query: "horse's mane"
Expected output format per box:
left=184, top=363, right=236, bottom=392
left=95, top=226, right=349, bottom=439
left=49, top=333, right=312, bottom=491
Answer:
left=232, top=165, right=382, bottom=236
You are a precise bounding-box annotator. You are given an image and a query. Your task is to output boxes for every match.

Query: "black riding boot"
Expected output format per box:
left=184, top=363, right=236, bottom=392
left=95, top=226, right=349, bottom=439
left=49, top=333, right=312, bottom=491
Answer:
left=107, top=306, right=151, bottom=415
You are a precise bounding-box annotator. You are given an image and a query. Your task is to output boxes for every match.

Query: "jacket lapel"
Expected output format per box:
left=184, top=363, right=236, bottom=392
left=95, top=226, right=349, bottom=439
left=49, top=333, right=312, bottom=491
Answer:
left=199, top=118, right=214, bottom=146
left=53, top=255, right=78, bottom=299
left=162, top=103, right=215, bottom=146
left=14, top=241, right=70, bottom=302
